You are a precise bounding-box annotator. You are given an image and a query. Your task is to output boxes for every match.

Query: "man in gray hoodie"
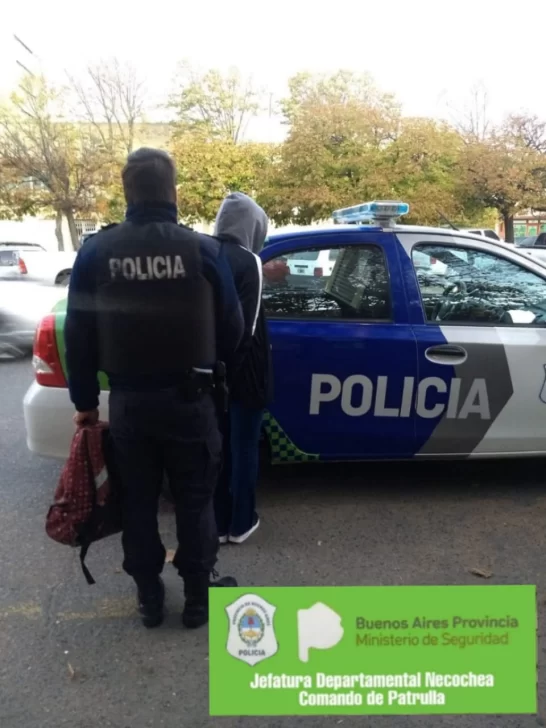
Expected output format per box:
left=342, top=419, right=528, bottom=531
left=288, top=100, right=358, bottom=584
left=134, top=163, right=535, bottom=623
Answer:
left=213, top=192, right=273, bottom=544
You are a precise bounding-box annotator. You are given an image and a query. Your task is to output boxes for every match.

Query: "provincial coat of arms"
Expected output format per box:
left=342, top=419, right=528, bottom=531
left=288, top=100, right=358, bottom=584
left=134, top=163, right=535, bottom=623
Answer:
left=226, top=594, right=278, bottom=666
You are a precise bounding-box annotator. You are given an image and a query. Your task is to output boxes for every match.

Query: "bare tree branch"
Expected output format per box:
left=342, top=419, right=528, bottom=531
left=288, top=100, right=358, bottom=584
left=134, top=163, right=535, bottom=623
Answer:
left=69, top=58, right=146, bottom=155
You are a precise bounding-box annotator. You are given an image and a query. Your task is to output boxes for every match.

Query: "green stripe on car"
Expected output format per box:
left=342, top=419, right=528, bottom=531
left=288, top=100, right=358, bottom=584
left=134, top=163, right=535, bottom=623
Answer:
left=262, top=411, right=320, bottom=464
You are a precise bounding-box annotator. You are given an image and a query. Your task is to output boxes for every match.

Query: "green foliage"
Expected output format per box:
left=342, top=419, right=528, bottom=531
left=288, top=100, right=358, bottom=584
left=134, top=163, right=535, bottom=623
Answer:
left=385, top=118, right=465, bottom=225
left=457, top=126, right=546, bottom=239
left=1, top=65, right=546, bottom=238
left=171, top=128, right=272, bottom=223
left=169, top=61, right=261, bottom=143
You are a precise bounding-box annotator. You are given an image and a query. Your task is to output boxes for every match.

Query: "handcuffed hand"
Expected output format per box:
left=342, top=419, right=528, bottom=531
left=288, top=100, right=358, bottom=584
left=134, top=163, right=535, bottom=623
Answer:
left=73, top=409, right=99, bottom=428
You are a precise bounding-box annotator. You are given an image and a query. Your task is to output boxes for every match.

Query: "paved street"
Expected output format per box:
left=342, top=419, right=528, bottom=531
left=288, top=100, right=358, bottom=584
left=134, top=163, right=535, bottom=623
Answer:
left=1, top=357, right=546, bottom=727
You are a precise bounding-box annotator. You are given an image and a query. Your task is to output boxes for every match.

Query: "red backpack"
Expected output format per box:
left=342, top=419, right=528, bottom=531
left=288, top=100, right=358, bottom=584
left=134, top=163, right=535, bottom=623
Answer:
left=46, top=423, right=122, bottom=584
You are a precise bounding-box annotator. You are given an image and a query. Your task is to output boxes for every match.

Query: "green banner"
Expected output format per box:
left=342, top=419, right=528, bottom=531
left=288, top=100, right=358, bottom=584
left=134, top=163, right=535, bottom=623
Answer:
left=209, top=585, right=536, bottom=716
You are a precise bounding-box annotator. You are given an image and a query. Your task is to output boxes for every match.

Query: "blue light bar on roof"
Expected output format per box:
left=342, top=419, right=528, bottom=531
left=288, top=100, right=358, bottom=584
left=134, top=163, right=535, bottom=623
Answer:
left=332, top=200, right=410, bottom=224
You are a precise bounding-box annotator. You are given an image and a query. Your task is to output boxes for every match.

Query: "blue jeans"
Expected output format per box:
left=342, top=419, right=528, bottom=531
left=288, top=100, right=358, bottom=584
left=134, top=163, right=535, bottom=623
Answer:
left=214, top=402, right=264, bottom=537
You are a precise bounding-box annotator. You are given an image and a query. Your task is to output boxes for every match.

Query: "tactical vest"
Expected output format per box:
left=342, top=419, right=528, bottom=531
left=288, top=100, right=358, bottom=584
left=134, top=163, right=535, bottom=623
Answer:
left=94, top=221, right=216, bottom=377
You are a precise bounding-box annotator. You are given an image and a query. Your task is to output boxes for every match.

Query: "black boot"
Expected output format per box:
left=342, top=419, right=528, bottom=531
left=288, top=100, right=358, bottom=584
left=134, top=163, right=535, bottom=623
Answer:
left=182, top=571, right=237, bottom=629
left=136, top=576, right=165, bottom=629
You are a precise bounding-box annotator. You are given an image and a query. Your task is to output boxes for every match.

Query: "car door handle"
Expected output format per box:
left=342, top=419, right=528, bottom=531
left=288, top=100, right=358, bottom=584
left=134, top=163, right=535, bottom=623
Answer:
left=425, top=345, right=467, bottom=365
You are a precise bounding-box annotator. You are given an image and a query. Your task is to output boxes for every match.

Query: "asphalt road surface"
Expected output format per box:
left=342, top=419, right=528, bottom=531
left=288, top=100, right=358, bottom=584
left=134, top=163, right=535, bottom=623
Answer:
left=1, top=357, right=546, bottom=728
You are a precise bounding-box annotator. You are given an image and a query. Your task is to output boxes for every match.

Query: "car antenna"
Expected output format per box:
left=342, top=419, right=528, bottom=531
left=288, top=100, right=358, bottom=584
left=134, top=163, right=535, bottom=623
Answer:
left=438, top=211, right=459, bottom=231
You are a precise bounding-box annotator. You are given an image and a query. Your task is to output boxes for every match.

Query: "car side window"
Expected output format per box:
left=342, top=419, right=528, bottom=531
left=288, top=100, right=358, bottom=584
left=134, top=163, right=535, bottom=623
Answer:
left=262, top=245, right=391, bottom=320
left=412, top=243, right=546, bottom=326
left=484, top=230, right=500, bottom=241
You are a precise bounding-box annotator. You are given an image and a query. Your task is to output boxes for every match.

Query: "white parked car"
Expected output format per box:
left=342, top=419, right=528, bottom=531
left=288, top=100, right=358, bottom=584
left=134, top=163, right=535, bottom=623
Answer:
left=284, top=248, right=339, bottom=277
left=514, top=233, right=546, bottom=266
left=462, top=228, right=503, bottom=243
left=0, top=243, right=76, bottom=286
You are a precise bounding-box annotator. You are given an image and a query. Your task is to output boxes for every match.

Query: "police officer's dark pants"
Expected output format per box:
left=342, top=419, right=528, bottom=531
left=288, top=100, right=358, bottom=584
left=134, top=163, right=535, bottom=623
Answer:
left=109, top=388, right=220, bottom=586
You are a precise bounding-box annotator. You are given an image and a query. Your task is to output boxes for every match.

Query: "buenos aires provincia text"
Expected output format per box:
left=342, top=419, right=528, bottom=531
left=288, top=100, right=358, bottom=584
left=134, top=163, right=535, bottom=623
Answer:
left=356, top=615, right=520, bottom=630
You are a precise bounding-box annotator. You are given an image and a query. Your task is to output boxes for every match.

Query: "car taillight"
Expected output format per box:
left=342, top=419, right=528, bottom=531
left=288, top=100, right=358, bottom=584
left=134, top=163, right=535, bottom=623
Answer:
left=18, top=257, right=28, bottom=274
left=32, top=314, right=67, bottom=387
left=314, top=267, right=323, bottom=277
left=430, top=257, right=437, bottom=265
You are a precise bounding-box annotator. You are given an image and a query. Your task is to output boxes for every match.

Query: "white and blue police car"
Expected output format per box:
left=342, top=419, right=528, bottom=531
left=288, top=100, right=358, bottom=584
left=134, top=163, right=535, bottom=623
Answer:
left=24, top=201, right=546, bottom=464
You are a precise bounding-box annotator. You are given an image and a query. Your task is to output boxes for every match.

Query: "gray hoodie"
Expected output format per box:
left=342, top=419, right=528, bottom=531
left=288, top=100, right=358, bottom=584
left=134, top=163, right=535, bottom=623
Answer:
left=213, top=192, right=272, bottom=407
left=214, top=192, right=268, bottom=254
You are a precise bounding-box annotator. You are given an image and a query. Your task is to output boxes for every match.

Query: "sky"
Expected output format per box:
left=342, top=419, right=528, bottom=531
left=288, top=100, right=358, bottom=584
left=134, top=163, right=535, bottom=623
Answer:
left=1, top=0, right=545, bottom=143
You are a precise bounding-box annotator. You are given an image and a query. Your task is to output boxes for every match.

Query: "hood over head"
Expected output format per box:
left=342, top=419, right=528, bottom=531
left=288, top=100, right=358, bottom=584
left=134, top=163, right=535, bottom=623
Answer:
left=214, top=192, right=268, bottom=254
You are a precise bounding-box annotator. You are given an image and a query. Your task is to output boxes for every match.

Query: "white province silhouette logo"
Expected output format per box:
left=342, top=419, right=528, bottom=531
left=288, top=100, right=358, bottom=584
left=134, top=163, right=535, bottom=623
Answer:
left=226, top=594, right=279, bottom=666
left=297, top=602, right=344, bottom=662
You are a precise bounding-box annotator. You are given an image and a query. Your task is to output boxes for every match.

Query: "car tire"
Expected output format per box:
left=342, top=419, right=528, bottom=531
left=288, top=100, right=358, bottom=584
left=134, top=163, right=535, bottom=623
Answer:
left=55, top=271, right=71, bottom=287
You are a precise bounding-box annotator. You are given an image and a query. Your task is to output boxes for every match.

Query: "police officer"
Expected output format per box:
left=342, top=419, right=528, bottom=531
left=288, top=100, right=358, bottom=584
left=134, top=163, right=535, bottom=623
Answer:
left=64, top=148, right=243, bottom=629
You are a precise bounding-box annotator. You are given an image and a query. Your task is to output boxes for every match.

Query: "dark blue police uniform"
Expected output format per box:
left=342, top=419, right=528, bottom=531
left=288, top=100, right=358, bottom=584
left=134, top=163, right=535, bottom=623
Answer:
left=64, top=202, right=243, bottom=620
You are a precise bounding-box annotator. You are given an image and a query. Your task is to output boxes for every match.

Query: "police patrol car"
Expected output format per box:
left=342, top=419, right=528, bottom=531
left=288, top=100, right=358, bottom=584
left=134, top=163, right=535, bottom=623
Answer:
left=23, top=201, right=546, bottom=463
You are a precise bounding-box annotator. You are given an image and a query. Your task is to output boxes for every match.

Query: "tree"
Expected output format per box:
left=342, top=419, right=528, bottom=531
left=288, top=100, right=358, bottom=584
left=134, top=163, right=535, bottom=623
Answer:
left=169, top=61, right=262, bottom=143
left=261, top=71, right=401, bottom=224
left=505, top=114, right=546, bottom=154
left=68, top=59, right=147, bottom=222
left=281, top=70, right=400, bottom=141
left=0, top=74, right=111, bottom=249
left=451, top=87, right=546, bottom=239
left=0, top=161, right=39, bottom=220
left=458, top=121, right=546, bottom=241
left=451, top=83, right=491, bottom=142
left=70, top=58, right=146, bottom=155
left=385, top=118, right=468, bottom=225
left=170, top=128, right=272, bottom=223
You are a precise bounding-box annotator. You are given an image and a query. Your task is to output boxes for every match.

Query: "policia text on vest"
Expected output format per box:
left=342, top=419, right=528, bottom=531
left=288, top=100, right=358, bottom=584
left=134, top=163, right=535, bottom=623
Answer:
left=109, top=255, right=186, bottom=281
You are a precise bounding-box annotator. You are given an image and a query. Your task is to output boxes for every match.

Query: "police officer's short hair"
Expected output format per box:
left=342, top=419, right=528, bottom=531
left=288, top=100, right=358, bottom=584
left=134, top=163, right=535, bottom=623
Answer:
left=122, top=148, right=177, bottom=204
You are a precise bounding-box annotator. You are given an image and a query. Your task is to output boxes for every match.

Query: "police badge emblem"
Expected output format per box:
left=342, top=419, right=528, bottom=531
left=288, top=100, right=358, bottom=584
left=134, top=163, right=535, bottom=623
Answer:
left=226, top=594, right=278, bottom=666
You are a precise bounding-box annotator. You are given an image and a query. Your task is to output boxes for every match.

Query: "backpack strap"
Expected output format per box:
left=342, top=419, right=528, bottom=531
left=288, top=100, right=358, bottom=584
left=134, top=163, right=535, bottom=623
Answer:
left=78, top=428, right=99, bottom=585
left=79, top=543, right=96, bottom=585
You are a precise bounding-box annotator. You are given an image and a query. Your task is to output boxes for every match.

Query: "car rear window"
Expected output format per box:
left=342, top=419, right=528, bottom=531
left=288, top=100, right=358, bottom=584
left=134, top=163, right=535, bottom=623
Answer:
left=286, top=250, right=319, bottom=261
left=0, top=251, right=18, bottom=266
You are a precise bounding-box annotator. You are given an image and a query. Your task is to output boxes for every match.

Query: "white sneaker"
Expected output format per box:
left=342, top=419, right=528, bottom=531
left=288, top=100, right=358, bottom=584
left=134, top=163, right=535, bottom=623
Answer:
left=218, top=534, right=228, bottom=545
left=229, top=514, right=260, bottom=544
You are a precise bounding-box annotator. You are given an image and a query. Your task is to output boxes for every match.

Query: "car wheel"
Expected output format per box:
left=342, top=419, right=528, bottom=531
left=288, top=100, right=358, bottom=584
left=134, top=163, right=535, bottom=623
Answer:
left=56, top=271, right=71, bottom=286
